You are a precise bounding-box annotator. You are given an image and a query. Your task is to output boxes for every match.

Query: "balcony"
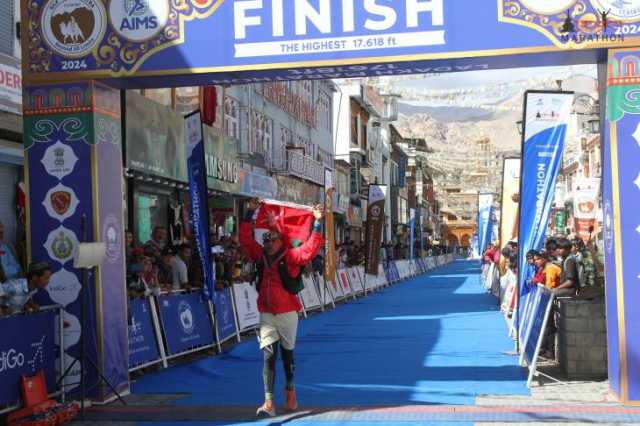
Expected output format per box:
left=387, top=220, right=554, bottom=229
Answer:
left=286, top=148, right=325, bottom=185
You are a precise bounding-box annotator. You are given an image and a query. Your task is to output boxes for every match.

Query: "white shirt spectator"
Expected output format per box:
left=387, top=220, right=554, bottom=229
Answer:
left=2, top=279, right=38, bottom=313
left=170, top=256, right=188, bottom=290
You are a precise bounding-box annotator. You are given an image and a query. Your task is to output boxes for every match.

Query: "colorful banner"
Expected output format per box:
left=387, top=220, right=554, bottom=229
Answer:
left=324, top=170, right=337, bottom=285
left=128, top=298, right=161, bottom=369
left=409, top=208, right=416, bottom=260
left=365, top=185, right=387, bottom=275
left=573, top=177, right=600, bottom=242
left=478, top=193, right=494, bottom=256
left=24, top=1, right=637, bottom=85
left=157, top=292, right=215, bottom=355
left=516, top=91, right=572, bottom=330
left=500, top=158, right=521, bottom=248
left=211, top=287, right=237, bottom=343
left=185, top=111, right=215, bottom=302
left=0, top=309, right=57, bottom=406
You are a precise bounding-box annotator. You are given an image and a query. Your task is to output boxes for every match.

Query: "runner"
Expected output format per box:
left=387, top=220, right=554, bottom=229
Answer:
left=239, top=198, right=325, bottom=417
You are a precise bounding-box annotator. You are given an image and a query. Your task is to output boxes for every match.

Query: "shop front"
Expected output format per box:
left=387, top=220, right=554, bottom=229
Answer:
left=125, top=91, right=190, bottom=248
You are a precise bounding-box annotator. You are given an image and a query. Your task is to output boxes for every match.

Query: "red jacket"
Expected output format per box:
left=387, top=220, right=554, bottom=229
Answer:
left=239, top=221, right=324, bottom=314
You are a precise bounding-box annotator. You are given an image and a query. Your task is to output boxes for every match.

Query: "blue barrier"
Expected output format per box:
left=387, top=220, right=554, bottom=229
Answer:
left=156, top=292, right=215, bottom=357
left=519, top=285, right=555, bottom=387
left=0, top=308, right=58, bottom=408
left=212, top=287, right=238, bottom=344
left=128, top=298, right=162, bottom=370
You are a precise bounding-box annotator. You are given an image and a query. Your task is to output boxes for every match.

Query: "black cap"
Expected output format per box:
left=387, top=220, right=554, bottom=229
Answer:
left=161, top=247, right=176, bottom=256
left=28, top=261, right=50, bottom=275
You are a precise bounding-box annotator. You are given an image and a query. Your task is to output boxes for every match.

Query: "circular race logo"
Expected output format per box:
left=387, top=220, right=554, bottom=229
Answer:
left=519, top=0, right=576, bottom=15
left=178, top=301, right=195, bottom=335
left=102, top=214, right=122, bottom=264
left=109, top=0, right=170, bottom=42
left=41, top=0, right=107, bottom=58
left=592, top=0, right=640, bottom=21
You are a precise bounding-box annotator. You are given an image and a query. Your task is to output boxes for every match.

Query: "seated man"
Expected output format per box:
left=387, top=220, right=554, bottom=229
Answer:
left=2, top=262, right=51, bottom=314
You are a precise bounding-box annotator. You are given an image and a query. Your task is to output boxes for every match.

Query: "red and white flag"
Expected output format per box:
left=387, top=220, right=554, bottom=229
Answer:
left=254, top=200, right=314, bottom=248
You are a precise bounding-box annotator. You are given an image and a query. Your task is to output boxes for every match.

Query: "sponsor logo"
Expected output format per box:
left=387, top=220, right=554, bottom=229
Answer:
left=47, top=268, right=81, bottom=307
left=592, top=0, right=640, bottom=21
left=178, top=300, right=195, bottom=335
left=109, top=0, right=170, bottom=42
left=45, top=226, right=79, bottom=265
left=129, top=314, right=143, bottom=336
left=520, top=0, right=576, bottom=15
left=43, top=183, right=79, bottom=222
left=0, top=349, right=25, bottom=372
left=41, top=0, right=107, bottom=58
left=41, top=142, right=79, bottom=180
left=371, top=205, right=381, bottom=218
left=102, top=214, right=122, bottom=264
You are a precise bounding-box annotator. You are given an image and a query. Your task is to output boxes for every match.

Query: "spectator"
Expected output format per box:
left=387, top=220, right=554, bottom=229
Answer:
left=127, top=256, right=162, bottom=299
left=125, top=229, right=135, bottom=266
left=0, top=220, right=23, bottom=282
left=1, top=262, right=51, bottom=314
left=157, top=247, right=175, bottom=289
left=573, top=239, right=596, bottom=291
left=171, top=243, right=191, bottom=291
left=144, top=226, right=167, bottom=260
left=556, top=238, right=578, bottom=297
left=532, top=251, right=561, bottom=289
left=311, top=253, right=323, bottom=274
left=544, top=238, right=561, bottom=266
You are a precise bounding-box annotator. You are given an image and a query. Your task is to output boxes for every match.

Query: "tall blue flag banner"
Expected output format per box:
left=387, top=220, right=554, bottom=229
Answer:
left=185, top=111, right=215, bottom=302
left=516, top=91, right=573, bottom=329
left=409, top=208, right=416, bottom=260
left=478, top=194, right=493, bottom=257
left=419, top=208, right=425, bottom=258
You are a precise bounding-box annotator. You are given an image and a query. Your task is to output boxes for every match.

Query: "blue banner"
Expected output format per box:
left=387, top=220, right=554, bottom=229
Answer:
left=157, top=293, right=215, bottom=355
left=212, top=287, right=237, bottom=343
left=185, top=112, right=215, bottom=302
left=128, top=298, right=161, bottom=369
left=0, top=309, right=57, bottom=406
left=516, top=92, right=572, bottom=333
left=409, top=208, right=416, bottom=260
left=478, top=194, right=494, bottom=257
left=521, top=286, right=554, bottom=366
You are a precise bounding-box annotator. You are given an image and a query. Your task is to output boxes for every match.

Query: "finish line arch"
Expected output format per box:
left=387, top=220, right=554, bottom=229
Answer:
left=20, top=0, right=640, bottom=404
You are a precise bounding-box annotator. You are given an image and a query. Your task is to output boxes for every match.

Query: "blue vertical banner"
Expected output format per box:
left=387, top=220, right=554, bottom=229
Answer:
left=409, top=208, right=416, bottom=260
left=516, top=91, right=573, bottom=330
left=419, top=208, right=425, bottom=259
left=185, top=111, right=215, bottom=302
left=478, top=194, right=494, bottom=257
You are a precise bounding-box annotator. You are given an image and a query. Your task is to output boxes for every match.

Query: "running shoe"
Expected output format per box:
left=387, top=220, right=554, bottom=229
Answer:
left=285, top=389, right=298, bottom=412
left=256, top=401, right=276, bottom=418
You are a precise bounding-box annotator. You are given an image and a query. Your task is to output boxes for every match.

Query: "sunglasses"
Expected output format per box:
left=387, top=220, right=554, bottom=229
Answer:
left=263, top=234, right=281, bottom=243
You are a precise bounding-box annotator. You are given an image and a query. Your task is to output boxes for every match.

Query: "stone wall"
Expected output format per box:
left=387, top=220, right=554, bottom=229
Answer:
left=557, top=297, right=608, bottom=379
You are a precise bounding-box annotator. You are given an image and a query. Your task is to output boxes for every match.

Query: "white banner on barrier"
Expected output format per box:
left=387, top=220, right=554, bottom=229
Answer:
left=347, top=267, right=364, bottom=293
left=337, top=269, right=353, bottom=297
left=300, top=274, right=322, bottom=310
left=232, top=282, right=260, bottom=331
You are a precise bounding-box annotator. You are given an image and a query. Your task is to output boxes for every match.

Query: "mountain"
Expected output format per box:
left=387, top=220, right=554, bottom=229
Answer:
left=398, top=103, right=497, bottom=122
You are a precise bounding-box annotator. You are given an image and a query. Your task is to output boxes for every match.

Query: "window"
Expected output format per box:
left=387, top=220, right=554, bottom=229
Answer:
left=224, top=96, right=240, bottom=139
left=317, top=90, right=332, bottom=131
left=351, top=107, right=359, bottom=147
left=175, top=87, right=200, bottom=115
left=250, top=110, right=273, bottom=156
left=350, top=159, right=361, bottom=194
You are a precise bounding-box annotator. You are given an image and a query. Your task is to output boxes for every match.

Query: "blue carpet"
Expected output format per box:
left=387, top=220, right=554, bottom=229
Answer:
left=132, top=260, right=528, bottom=408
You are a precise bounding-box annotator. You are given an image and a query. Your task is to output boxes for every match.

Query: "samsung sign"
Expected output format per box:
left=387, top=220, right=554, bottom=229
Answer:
left=233, top=0, right=445, bottom=58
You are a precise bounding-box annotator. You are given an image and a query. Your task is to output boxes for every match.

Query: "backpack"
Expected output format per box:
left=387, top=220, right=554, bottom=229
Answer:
left=255, top=253, right=304, bottom=295
left=565, top=254, right=586, bottom=289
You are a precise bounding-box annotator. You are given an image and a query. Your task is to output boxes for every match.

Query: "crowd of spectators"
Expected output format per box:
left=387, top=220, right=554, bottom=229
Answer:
left=484, top=235, right=602, bottom=360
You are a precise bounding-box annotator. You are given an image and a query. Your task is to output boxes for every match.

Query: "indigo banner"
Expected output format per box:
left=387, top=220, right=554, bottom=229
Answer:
left=185, top=111, right=215, bottom=302
left=128, top=298, right=161, bottom=369
left=157, top=293, right=215, bottom=356
left=0, top=309, right=57, bottom=406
